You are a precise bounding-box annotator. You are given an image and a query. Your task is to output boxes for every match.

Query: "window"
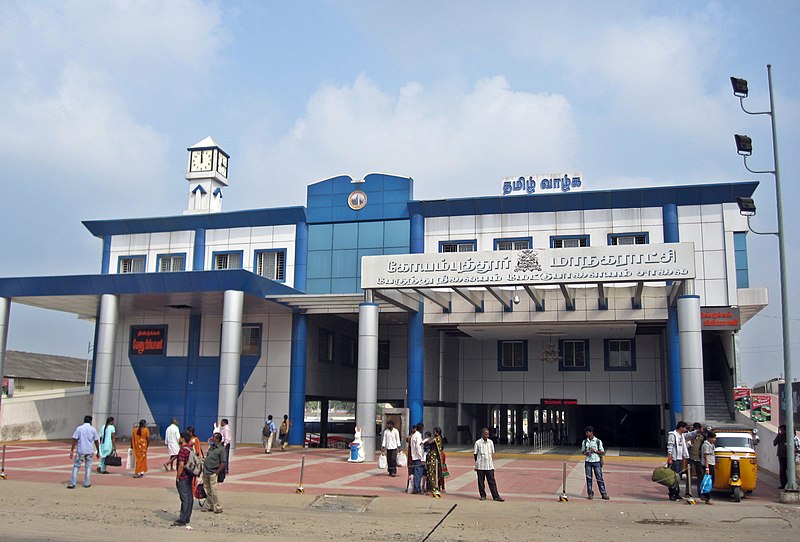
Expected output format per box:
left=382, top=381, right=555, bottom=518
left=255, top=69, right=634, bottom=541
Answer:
left=494, top=237, right=532, bottom=251
left=213, top=251, right=242, bottom=270
left=119, top=256, right=145, bottom=274
left=341, top=336, right=357, bottom=367
left=551, top=236, right=589, bottom=249
left=157, top=254, right=186, bottom=272
left=497, top=340, right=528, bottom=371
left=318, top=329, right=334, bottom=362
left=604, top=339, right=635, bottom=371
left=378, top=340, right=390, bottom=370
left=608, top=233, right=648, bottom=246
left=559, top=339, right=589, bottom=371
left=255, top=249, right=286, bottom=281
left=241, top=324, right=262, bottom=356
left=439, top=240, right=477, bottom=253
left=734, top=232, right=749, bottom=288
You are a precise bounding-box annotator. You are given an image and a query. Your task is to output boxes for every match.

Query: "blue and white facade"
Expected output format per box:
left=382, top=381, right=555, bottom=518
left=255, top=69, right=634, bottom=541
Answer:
left=0, top=139, right=767, bottom=455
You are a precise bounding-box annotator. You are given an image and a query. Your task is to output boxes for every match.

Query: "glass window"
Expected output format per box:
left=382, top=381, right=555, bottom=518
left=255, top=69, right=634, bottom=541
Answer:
left=119, top=256, right=145, bottom=274
left=605, top=339, right=635, bottom=371
left=157, top=254, right=185, bottom=272
left=214, top=251, right=242, bottom=270
left=497, top=340, right=527, bottom=371
left=341, top=336, right=357, bottom=367
left=609, top=233, right=648, bottom=245
left=255, top=249, right=286, bottom=281
left=440, top=240, right=477, bottom=252
left=378, top=340, right=390, bottom=370
left=319, top=329, right=334, bottom=362
left=734, top=232, right=749, bottom=288
left=241, top=325, right=261, bottom=356
left=559, top=339, right=589, bottom=371
left=495, top=238, right=532, bottom=250
left=551, top=236, right=589, bottom=249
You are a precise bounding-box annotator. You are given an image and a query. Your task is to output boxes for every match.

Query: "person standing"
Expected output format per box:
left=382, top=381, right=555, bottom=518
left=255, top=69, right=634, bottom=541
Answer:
left=426, top=427, right=446, bottom=496
left=164, top=418, right=180, bottom=471
left=97, top=417, right=116, bottom=474
left=187, top=426, right=204, bottom=459
left=700, top=432, right=717, bottom=504
left=279, top=414, right=291, bottom=451
left=666, top=421, right=694, bottom=501
left=381, top=420, right=401, bottom=477
left=687, top=422, right=705, bottom=496
left=581, top=426, right=609, bottom=500
left=474, top=427, right=504, bottom=501
left=263, top=415, right=276, bottom=454
left=131, top=419, right=149, bottom=479
left=219, top=418, right=232, bottom=473
left=172, top=431, right=195, bottom=527
left=202, top=432, right=226, bottom=514
left=67, top=415, right=100, bottom=489
left=774, top=424, right=788, bottom=489
left=410, top=423, right=425, bottom=494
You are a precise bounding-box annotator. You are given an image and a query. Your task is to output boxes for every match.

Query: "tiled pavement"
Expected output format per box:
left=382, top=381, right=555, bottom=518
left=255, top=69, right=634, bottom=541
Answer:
left=0, top=441, right=782, bottom=504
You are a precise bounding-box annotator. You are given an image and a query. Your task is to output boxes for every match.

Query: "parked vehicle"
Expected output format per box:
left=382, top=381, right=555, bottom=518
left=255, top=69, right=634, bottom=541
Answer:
left=712, top=426, right=759, bottom=502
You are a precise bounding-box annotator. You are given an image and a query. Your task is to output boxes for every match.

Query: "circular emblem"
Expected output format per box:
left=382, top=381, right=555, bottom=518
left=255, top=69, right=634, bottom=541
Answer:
left=347, top=190, right=368, bottom=210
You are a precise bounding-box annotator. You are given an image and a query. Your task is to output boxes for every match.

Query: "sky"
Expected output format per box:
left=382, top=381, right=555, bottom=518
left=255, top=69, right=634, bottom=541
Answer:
left=1, top=1, right=799, bottom=387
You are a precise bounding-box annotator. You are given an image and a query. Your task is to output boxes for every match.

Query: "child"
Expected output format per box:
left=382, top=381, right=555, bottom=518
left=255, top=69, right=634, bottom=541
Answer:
left=700, top=432, right=716, bottom=504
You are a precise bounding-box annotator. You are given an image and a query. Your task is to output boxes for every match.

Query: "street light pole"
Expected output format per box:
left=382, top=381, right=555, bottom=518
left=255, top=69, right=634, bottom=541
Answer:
left=732, top=64, right=796, bottom=493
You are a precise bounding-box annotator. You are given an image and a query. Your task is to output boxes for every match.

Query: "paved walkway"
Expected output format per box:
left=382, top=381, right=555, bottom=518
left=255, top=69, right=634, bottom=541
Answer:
left=0, top=440, right=782, bottom=504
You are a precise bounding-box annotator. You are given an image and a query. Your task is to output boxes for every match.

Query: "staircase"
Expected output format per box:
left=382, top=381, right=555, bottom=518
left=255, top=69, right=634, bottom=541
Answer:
left=704, top=380, right=734, bottom=423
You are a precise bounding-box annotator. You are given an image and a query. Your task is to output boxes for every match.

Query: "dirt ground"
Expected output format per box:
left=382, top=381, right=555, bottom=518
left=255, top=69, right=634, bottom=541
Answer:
left=1, top=479, right=800, bottom=542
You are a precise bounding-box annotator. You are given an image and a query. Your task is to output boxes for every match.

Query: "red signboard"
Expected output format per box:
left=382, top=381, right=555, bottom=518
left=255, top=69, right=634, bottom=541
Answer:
left=541, top=399, right=578, bottom=406
left=129, top=325, right=167, bottom=356
left=733, top=387, right=751, bottom=411
left=700, top=307, right=740, bottom=330
left=751, top=394, right=772, bottom=422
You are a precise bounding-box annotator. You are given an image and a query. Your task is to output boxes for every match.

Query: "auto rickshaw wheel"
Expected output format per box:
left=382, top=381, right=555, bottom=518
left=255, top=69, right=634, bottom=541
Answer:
left=732, top=486, right=741, bottom=502
left=745, top=490, right=753, bottom=494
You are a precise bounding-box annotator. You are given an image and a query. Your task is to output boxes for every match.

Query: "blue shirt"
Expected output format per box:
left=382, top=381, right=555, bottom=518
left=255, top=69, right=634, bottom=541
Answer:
left=72, top=423, right=99, bottom=455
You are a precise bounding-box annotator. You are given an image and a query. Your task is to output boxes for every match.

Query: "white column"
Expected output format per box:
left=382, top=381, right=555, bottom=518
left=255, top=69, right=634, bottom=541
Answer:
left=356, top=302, right=379, bottom=460
left=0, top=298, right=10, bottom=405
left=678, top=293, right=705, bottom=422
left=92, top=294, right=119, bottom=424
left=219, top=290, right=243, bottom=458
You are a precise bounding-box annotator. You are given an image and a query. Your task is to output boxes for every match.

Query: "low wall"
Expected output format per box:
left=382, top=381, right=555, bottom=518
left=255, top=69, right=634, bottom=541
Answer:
left=0, top=388, right=92, bottom=441
left=734, top=409, right=779, bottom=477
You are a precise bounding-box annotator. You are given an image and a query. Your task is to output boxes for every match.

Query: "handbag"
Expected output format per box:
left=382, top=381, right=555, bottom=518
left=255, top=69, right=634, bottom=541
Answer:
left=217, top=469, right=226, bottom=483
left=125, top=448, right=134, bottom=470
left=105, top=450, right=122, bottom=467
left=651, top=465, right=677, bottom=487
left=378, top=453, right=388, bottom=470
left=700, top=473, right=712, bottom=494
left=396, top=450, right=408, bottom=467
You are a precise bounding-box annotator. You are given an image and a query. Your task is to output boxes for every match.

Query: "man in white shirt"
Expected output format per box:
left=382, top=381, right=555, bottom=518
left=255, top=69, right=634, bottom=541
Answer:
left=474, top=427, right=504, bottom=501
left=666, top=420, right=697, bottom=501
left=381, top=420, right=401, bottom=477
left=163, top=418, right=180, bottom=471
left=410, top=423, right=425, bottom=494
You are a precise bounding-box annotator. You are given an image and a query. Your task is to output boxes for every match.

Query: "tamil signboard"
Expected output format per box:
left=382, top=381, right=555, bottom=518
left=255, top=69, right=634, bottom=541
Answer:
left=701, top=307, right=741, bottom=330
left=734, top=387, right=751, bottom=411
left=361, top=242, right=696, bottom=289
left=129, top=325, right=167, bottom=356
left=501, top=173, right=583, bottom=196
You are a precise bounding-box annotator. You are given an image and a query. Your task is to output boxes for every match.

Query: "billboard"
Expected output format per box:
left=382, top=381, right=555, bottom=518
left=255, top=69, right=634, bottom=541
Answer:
left=733, top=387, right=751, bottom=411
left=751, top=394, right=772, bottom=423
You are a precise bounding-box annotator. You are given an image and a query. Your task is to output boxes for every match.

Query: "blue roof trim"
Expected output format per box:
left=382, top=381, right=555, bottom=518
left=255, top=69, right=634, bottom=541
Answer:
left=407, top=181, right=760, bottom=217
left=83, top=207, right=307, bottom=237
left=213, top=188, right=223, bottom=197
left=192, top=185, right=207, bottom=195
left=0, top=270, right=302, bottom=298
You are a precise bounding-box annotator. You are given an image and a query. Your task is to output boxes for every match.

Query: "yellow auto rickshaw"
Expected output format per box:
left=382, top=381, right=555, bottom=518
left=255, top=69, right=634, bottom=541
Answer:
left=712, top=426, right=759, bottom=502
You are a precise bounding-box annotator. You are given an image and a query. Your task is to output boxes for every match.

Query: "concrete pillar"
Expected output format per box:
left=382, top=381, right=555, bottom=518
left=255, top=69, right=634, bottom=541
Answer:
left=356, top=302, right=379, bottom=459
left=92, top=294, right=118, bottom=425
left=408, top=304, right=424, bottom=427
left=218, top=290, right=244, bottom=458
left=0, top=297, right=10, bottom=405
left=678, top=293, right=705, bottom=422
left=288, top=312, right=308, bottom=446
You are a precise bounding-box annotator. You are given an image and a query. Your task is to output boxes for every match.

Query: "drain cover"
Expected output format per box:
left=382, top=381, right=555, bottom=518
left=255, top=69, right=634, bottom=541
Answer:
left=309, top=494, right=376, bottom=513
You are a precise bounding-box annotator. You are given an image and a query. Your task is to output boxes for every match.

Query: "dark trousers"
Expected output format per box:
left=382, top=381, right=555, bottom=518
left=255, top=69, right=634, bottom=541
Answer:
left=477, top=469, right=501, bottom=499
left=779, top=455, right=788, bottom=488
left=689, top=459, right=703, bottom=496
left=224, top=443, right=230, bottom=474
left=386, top=448, right=398, bottom=475
left=176, top=477, right=194, bottom=524
left=668, top=460, right=683, bottom=499
left=584, top=461, right=606, bottom=496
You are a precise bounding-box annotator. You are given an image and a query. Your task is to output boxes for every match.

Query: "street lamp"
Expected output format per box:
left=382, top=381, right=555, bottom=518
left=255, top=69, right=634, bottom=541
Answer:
left=731, top=65, right=796, bottom=496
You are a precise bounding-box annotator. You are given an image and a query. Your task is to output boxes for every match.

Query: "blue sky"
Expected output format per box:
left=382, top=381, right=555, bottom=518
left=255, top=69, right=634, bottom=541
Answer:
left=1, top=1, right=798, bottom=386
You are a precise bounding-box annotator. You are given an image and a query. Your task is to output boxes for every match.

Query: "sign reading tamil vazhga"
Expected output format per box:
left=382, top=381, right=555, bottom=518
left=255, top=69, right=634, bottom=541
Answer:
left=361, top=242, right=696, bottom=289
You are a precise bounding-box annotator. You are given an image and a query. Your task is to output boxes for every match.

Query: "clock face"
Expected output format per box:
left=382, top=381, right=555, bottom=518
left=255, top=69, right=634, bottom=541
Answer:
left=190, top=149, right=213, bottom=172
left=217, top=154, right=228, bottom=177
left=348, top=190, right=367, bottom=210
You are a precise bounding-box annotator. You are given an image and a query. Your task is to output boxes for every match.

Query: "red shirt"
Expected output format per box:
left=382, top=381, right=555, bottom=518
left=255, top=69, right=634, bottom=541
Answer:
left=177, top=444, right=192, bottom=480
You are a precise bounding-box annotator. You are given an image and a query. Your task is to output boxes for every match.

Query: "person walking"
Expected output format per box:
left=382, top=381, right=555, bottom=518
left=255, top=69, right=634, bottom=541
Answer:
left=131, top=419, right=149, bottom=478
left=474, top=427, right=504, bottom=502
left=581, top=426, right=609, bottom=500
left=172, top=431, right=195, bottom=527
left=97, top=416, right=116, bottom=474
left=164, top=418, right=180, bottom=471
left=263, top=415, right=276, bottom=454
left=700, top=432, right=717, bottom=504
left=202, top=432, right=227, bottom=514
left=67, top=415, right=100, bottom=489
left=279, top=414, right=291, bottom=451
left=381, top=419, right=401, bottom=477
left=410, top=423, right=425, bottom=494
left=219, top=419, right=232, bottom=473
left=774, top=424, right=788, bottom=489
left=187, top=426, right=204, bottom=459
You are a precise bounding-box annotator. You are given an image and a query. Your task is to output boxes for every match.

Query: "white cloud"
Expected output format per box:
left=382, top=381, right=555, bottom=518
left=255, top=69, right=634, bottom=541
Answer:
left=236, top=74, right=577, bottom=203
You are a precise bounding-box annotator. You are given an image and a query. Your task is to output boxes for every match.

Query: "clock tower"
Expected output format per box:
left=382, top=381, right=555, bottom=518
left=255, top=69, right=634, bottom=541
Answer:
left=184, top=136, right=229, bottom=214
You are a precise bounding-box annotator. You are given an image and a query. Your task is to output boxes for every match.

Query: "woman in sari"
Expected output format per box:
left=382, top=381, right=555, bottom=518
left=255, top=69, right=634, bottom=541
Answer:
left=131, top=419, right=149, bottom=478
left=187, top=426, right=204, bottom=458
left=426, top=427, right=446, bottom=496
left=97, top=417, right=116, bottom=474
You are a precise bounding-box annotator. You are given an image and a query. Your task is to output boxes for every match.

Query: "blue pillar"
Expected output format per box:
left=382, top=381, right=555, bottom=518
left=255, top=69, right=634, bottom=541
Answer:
left=288, top=312, right=308, bottom=446
left=193, top=228, right=206, bottom=271
left=101, top=235, right=111, bottom=274
left=663, top=203, right=681, bottom=426
left=294, top=220, right=308, bottom=291
left=408, top=212, right=425, bottom=426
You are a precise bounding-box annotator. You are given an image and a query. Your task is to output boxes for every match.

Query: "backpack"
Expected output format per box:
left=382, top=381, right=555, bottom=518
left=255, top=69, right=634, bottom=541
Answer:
left=262, top=424, right=270, bottom=437
left=184, top=449, right=203, bottom=477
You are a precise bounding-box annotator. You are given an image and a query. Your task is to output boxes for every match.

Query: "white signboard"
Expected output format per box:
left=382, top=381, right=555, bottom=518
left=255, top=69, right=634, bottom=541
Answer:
left=501, top=172, right=583, bottom=196
left=361, top=242, right=695, bottom=289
